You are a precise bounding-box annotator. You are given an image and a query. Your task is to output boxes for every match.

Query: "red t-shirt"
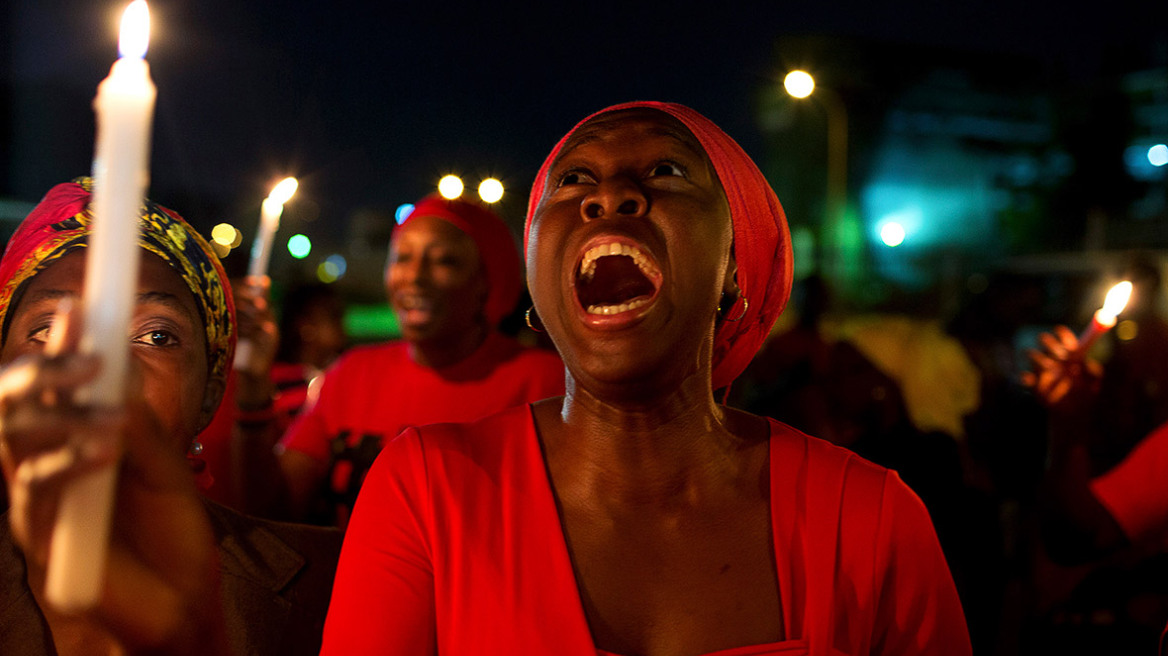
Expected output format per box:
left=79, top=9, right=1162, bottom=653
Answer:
left=1090, top=419, right=1168, bottom=551
left=322, top=405, right=971, bottom=655
left=279, top=333, right=564, bottom=519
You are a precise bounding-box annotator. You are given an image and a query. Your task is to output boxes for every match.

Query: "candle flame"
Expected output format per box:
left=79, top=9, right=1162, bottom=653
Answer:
left=1100, top=280, right=1133, bottom=321
left=268, top=177, right=299, bottom=205
left=118, top=0, right=151, bottom=60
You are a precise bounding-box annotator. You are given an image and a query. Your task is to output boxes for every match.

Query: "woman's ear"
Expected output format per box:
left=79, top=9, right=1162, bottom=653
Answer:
left=721, top=249, right=741, bottom=299
left=197, top=375, right=227, bottom=433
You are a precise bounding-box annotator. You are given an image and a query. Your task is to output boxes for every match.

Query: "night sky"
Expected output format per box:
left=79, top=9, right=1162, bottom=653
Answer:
left=5, top=0, right=1166, bottom=262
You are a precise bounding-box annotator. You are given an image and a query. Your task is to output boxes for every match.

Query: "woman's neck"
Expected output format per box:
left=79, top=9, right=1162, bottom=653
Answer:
left=537, top=369, right=764, bottom=506
left=407, top=321, right=489, bottom=369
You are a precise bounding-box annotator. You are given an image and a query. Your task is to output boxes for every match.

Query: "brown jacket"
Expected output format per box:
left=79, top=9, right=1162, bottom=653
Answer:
left=0, top=500, right=341, bottom=655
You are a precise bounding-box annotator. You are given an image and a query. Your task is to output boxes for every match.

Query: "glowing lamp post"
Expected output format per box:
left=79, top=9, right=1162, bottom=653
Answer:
left=48, top=0, right=156, bottom=612
left=1079, top=280, right=1133, bottom=352
left=784, top=69, right=848, bottom=283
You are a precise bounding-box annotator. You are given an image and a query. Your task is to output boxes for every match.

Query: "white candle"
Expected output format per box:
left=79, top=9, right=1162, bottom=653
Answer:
left=1078, top=280, right=1133, bottom=352
left=46, top=0, right=156, bottom=612
left=248, top=177, right=298, bottom=278
left=236, top=178, right=297, bottom=372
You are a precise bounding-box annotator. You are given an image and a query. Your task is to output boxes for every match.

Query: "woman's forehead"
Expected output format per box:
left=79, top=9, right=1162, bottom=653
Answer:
left=394, top=215, right=477, bottom=250
left=556, top=108, right=708, bottom=164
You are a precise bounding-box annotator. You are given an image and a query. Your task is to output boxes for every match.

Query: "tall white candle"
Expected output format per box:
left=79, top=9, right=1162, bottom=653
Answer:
left=248, top=177, right=298, bottom=278
left=236, top=178, right=297, bottom=372
left=46, top=0, right=156, bottom=612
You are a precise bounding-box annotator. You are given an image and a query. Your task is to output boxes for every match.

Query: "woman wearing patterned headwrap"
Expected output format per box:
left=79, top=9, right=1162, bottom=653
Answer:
left=323, top=104, right=971, bottom=655
left=0, top=179, right=340, bottom=656
left=264, top=193, right=564, bottom=527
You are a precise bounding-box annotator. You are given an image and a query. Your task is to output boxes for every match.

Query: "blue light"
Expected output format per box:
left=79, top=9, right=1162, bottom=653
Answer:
left=1150, top=144, right=1168, bottom=168
left=879, top=222, right=906, bottom=247
left=395, top=203, right=415, bottom=225
left=288, top=234, right=312, bottom=259
left=325, top=254, right=347, bottom=278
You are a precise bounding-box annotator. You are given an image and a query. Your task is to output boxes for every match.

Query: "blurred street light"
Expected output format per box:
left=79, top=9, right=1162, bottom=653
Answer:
left=478, top=178, right=504, bottom=203
left=783, top=70, right=815, bottom=99
left=784, top=69, right=849, bottom=283
left=438, top=175, right=464, bottom=199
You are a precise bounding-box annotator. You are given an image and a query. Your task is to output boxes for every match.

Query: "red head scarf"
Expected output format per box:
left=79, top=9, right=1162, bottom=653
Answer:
left=400, top=193, right=522, bottom=328
left=0, top=178, right=236, bottom=383
left=525, top=101, right=792, bottom=390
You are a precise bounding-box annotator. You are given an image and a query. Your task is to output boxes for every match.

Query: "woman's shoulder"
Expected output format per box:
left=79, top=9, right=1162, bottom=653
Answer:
left=389, top=404, right=536, bottom=459
left=762, top=417, right=907, bottom=510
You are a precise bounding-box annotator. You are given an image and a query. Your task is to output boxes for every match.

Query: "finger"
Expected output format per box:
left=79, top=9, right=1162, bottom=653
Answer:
left=1052, top=324, right=1080, bottom=352
left=1036, top=332, right=1068, bottom=359
left=1, top=403, right=120, bottom=473
left=9, top=434, right=119, bottom=560
left=43, top=298, right=83, bottom=357
left=0, top=354, right=101, bottom=411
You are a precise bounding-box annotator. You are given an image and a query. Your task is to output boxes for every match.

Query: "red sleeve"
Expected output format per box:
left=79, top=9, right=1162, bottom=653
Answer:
left=1091, top=421, right=1168, bottom=547
left=871, top=471, right=971, bottom=655
left=320, top=428, right=436, bottom=655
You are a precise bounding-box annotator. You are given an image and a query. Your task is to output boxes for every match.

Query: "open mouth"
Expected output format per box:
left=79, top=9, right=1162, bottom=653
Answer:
left=574, top=241, right=663, bottom=316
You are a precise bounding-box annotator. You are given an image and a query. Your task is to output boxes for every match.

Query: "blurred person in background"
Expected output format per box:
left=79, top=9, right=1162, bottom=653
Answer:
left=241, top=193, right=564, bottom=526
left=1026, top=324, right=1168, bottom=656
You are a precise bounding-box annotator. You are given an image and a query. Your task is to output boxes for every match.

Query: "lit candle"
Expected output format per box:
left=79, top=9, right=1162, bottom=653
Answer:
left=46, top=0, right=156, bottom=612
left=1078, top=280, right=1133, bottom=352
left=248, top=177, right=298, bottom=278
left=235, top=177, right=297, bottom=372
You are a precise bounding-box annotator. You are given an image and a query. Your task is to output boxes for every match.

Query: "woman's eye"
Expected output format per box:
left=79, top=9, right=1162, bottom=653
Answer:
left=28, top=325, right=52, bottom=344
left=649, top=162, right=686, bottom=178
left=557, top=169, right=596, bottom=187
left=133, top=330, right=178, bottom=347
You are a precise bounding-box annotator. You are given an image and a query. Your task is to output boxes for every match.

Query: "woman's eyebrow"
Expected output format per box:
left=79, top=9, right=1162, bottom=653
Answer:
left=136, top=291, right=196, bottom=318
left=22, top=289, right=77, bottom=305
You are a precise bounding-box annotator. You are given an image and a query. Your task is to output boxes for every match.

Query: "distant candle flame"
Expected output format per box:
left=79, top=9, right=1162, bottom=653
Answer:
left=1100, top=280, right=1133, bottom=322
left=118, top=0, right=151, bottom=60
left=268, top=177, right=299, bottom=205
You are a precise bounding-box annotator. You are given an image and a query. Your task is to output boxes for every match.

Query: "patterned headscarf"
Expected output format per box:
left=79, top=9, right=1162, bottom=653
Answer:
left=0, top=178, right=236, bottom=382
left=399, top=193, right=522, bottom=328
left=525, top=102, right=792, bottom=390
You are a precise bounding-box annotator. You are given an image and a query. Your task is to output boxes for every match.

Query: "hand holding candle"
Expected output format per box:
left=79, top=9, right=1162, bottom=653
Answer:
left=236, top=177, right=297, bottom=373
left=45, top=0, right=156, bottom=612
left=1078, top=280, right=1133, bottom=353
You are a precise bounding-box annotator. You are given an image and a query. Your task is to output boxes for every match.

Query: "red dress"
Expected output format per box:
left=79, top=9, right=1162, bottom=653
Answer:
left=279, top=333, right=564, bottom=522
left=322, top=405, right=971, bottom=655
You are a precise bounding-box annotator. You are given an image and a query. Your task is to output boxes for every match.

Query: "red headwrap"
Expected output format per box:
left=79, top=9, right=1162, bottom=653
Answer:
left=525, top=102, right=792, bottom=390
left=0, top=178, right=237, bottom=384
left=401, top=193, right=522, bottom=328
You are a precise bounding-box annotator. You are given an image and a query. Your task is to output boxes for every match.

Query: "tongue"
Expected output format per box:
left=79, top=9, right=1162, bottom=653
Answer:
left=578, top=255, right=655, bottom=307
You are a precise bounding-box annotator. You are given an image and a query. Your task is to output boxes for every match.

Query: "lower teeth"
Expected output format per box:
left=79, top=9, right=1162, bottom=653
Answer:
left=586, top=298, right=650, bottom=315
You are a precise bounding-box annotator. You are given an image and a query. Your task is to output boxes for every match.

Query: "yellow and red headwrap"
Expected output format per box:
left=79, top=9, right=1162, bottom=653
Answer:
left=0, top=178, right=236, bottom=382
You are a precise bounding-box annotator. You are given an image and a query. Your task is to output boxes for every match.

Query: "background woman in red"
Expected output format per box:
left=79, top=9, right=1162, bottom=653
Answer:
left=322, top=103, right=970, bottom=655
left=265, top=193, right=564, bottom=525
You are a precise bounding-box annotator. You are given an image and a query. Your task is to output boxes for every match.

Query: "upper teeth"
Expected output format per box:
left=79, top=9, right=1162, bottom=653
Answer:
left=579, top=242, right=657, bottom=281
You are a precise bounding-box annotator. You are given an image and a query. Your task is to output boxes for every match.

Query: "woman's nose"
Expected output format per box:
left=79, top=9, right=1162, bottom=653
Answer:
left=583, top=177, right=647, bottom=221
